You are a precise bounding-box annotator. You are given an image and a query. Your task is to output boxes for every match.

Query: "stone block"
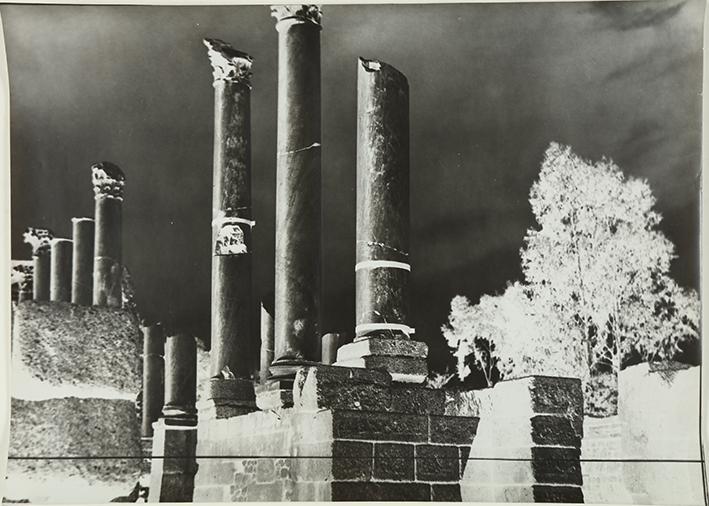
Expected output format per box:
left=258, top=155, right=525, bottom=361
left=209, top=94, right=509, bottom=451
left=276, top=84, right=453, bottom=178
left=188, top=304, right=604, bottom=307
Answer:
left=207, top=377, right=256, bottom=403
left=335, top=337, right=427, bottom=362
left=209, top=461, right=236, bottom=485
left=429, top=415, right=479, bottom=445
left=531, top=414, right=581, bottom=447
left=333, top=410, right=428, bottom=442
left=373, top=443, right=414, bottom=481
left=431, top=484, right=462, bottom=501
left=255, top=459, right=276, bottom=483
left=389, top=385, right=445, bottom=415
left=192, top=485, right=226, bottom=502
left=255, top=387, right=293, bottom=410
left=332, top=441, right=373, bottom=480
left=533, top=484, right=584, bottom=503
left=244, top=482, right=284, bottom=502
left=443, top=389, right=481, bottom=417
left=331, top=481, right=431, bottom=501
left=529, top=376, right=583, bottom=419
left=335, top=355, right=427, bottom=383
left=531, top=446, right=582, bottom=485
left=415, top=444, right=459, bottom=482
left=459, top=446, right=471, bottom=478
left=296, top=364, right=391, bottom=387
left=295, top=379, right=392, bottom=412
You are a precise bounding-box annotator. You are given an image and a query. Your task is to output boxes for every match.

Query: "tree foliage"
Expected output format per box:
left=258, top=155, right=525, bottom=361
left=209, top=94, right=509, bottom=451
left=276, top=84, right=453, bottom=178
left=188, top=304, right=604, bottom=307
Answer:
left=443, top=143, right=699, bottom=386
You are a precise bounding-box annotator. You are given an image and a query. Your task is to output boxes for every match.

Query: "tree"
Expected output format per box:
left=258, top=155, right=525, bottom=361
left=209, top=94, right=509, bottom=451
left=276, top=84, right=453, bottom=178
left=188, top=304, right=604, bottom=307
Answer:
left=445, top=142, right=699, bottom=389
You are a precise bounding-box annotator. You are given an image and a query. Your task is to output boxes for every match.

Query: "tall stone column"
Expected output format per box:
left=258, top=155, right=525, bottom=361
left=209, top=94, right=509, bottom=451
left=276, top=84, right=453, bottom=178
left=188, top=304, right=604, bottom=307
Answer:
left=91, top=162, right=124, bottom=308
left=23, top=227, right=54, bottom=301
left=71, top=218, right=95, bottom=305
left=149, top=333, right=197, bottom=503
left=270, top=4, right=323, bottom=380
left=335, top=58, right=427, bottom=383
left=50, top=238, right=73, bottom=302
left=141, top=322, right=165, bottom=439
left=202, top=38, right=257, bottom=417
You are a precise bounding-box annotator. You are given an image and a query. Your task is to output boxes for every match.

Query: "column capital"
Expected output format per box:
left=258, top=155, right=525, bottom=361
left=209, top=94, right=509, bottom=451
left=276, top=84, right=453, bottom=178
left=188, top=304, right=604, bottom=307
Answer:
left=203, top=38, right=253, bottom=87
left=23, top=227, right=54, bottom=256
left=91, top=161, right=125, bottom=200
left=271, top=4, right=322, bottom=28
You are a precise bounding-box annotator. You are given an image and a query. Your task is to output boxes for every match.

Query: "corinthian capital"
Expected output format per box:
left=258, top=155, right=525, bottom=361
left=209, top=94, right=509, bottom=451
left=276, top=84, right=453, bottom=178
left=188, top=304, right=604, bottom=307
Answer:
left=270, top=5, right=322, bottom=26
left=203, top=38, right=253, bottom=86
left=91, top=161, right=126, bottom=200
left=23, top=227, right=54, bottom=255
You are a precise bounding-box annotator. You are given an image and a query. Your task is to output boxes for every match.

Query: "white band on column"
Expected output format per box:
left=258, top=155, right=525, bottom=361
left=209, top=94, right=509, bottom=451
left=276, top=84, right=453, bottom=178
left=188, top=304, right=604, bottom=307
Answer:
left=355, top=260, right=411, bottom=272
left=356, top=323, right=415, bottom=336
left=212, top=217, right=256, bottom=228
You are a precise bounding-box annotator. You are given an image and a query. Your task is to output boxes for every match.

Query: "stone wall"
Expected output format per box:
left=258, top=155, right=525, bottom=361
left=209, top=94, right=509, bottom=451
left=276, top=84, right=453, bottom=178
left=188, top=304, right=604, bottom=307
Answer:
left=5, top=300, right=143, bottom=503
left=191, top=365, right=480, bottom=502
left=460, top=376, right=584, bottom=503
left=581, top=362, right=703, bottom=505
left=186, top=367, right=585, bottom=502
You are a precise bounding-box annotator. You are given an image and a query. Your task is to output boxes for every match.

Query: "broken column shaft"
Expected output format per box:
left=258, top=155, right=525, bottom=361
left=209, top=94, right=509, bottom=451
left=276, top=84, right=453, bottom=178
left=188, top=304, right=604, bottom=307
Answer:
left=71, top=218, right=95, bottom=305
left=23, top=227, right=54, bottom=301
left=335, top=58, right=428, bottom=383
left=50, top=238, right=73, bottom=302
left=92, top=162, right=124, bottom=308
left=204, top=38, right=255, bottom=383
left=141, top=323, right=165, bottom=438
left=270, top=4, right=323, bottom=379
left=162, top=333, right=197, bottom=425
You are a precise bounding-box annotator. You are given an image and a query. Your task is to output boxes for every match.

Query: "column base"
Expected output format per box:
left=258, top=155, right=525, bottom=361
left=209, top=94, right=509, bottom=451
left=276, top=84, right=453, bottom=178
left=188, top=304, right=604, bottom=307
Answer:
left=334, top=336, right=428, bottom=383
left=199, top=378, right=256, bottom=419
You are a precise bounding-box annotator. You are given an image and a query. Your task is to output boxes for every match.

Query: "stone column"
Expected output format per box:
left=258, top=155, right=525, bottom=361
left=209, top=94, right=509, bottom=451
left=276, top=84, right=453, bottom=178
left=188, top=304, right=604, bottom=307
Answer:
left=49, top=238, right=73, bottom=302
left=141, top=323, right=165, bottom=439
left=23, top=227, right=54, bottom=301
left=162, top=333, right=197, bottom=425
left=150, top=334, right=197, bottom=503
left=71, top=218, right=95, bottom=305
left=259, top=301, right=274, bottom=383
left=91, top=162, right=124, bottom=308
left=335, top=58, right=427, bottom=383
left=201, top=38, right=257, bottom=417
left=270, top=5, right=323, bottom=380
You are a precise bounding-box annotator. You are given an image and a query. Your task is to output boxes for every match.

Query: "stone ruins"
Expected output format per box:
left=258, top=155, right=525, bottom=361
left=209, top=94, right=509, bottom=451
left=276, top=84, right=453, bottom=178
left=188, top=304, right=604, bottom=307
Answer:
left=6, top=4, right=703, bottom=504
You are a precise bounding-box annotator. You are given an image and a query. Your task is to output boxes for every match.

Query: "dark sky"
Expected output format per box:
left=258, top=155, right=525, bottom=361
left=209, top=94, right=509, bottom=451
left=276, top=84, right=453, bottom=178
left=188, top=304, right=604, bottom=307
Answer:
left=4, top=1, right=703, bottom=371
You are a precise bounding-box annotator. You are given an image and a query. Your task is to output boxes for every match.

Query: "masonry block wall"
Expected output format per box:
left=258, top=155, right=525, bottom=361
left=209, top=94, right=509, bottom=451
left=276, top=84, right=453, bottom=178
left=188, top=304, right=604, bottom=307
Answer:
left=192, top=365, right=480, bottom=502
left=581, top=362, right=703, bottom=505
left=460, top=376, right=585, bottom=503
left=6, top=300, right=143, bottom=503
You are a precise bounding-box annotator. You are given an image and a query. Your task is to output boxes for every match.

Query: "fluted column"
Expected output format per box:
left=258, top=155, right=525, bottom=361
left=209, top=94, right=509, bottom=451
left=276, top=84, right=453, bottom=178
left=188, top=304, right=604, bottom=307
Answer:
left=141, top=323, right=165, bottom=438
left=270, top=4, right=323, bottom=379
left=23, top=227, right=54, bottom=301
left=91, top=162, right=124, bottom=308
left=335, top=58, right=427, bottom=383
left=50, top=238, right=73, bottom=302
left=71, top=218, right=95, bottom=305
